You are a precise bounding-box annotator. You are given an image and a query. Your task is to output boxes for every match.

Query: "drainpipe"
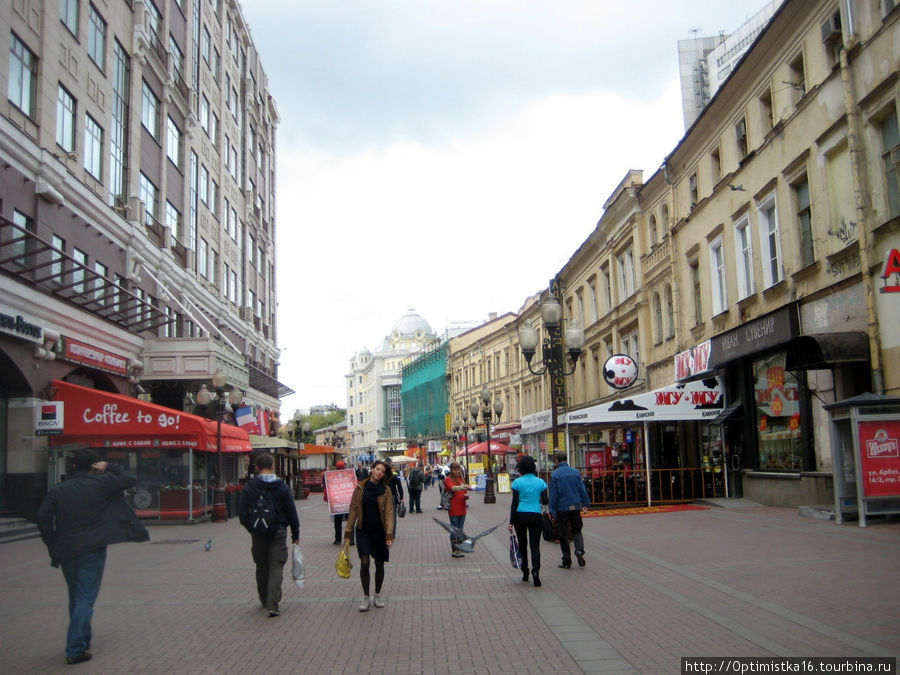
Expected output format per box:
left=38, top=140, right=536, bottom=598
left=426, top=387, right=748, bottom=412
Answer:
left=839, top=24, right=884, bottom=394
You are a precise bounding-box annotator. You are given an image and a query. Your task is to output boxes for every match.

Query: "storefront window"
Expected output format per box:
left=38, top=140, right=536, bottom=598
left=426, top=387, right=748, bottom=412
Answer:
left=753, top=351, right=803, bottom=470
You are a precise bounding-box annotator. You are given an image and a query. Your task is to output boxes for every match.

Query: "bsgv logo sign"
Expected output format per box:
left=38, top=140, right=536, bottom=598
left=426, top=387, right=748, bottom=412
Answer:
left=881, top=248, right=900, bottom=293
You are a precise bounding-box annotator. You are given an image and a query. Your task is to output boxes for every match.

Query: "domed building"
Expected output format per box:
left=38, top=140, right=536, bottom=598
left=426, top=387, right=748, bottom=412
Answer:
left=346, top=310, right=436, bottom=460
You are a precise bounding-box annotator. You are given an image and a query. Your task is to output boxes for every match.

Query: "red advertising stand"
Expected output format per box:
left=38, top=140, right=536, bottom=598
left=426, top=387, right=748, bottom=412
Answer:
left=825, top=393, right=900, bottom=527
left=324, top=469, right=358, bottom=516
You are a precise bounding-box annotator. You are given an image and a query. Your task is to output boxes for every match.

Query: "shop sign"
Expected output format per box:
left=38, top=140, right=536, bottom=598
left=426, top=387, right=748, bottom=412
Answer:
left=709, top=305, right=798, bottom=368
left=60, top=336, right=129, bottom=376
left=880, top=248, right=900, bottom=293
left=603, top=354, right=638, bottom=389
left=35, top=401, right=64, bottom=436
left=0, top=306, right=44, bottom=343
left=858, top=421, right=900, bottom=497
left=674, top=340, right=711, bottom=381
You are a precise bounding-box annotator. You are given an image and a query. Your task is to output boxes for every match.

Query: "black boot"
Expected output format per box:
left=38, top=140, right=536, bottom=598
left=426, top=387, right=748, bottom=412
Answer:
left=532, top=571, right=541, bottom=587
left=521, top=567, right=529, bottom=583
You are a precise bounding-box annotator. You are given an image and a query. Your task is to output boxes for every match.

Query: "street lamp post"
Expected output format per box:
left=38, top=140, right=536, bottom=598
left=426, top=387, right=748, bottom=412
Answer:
left=292, top=419, right=310, bottom=499
left=518, top=290, right=585, bottom=468
left=476, top=387, right=503, bottom=504
left=196, top=369, right=242, bottom=523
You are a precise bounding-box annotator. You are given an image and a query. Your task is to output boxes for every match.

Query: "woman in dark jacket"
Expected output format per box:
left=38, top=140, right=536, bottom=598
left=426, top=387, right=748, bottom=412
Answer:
left=345, top=459, right=395, bottom=611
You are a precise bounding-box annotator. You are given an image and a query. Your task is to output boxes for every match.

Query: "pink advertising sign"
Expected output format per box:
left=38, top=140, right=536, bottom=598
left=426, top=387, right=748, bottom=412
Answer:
left=324, top=469, right=358, bottom=515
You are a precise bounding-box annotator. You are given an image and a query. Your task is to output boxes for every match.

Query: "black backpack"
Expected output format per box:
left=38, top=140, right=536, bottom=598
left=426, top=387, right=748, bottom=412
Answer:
left=248, top=485, right=280, bottom=537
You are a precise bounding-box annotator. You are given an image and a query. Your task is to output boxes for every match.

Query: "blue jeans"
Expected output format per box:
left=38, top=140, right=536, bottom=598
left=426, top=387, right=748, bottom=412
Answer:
left=61, top=547, right=107, bottom=658
left=449, top=514, right=466, bottom=551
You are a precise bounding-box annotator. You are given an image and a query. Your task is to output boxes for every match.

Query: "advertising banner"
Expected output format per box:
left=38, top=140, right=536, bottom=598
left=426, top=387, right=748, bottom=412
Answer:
left=496, top=472, right=511, bottom=493
left=324, top=469, right=358, bottom=515
left=857, top=420, right=900, bottom=497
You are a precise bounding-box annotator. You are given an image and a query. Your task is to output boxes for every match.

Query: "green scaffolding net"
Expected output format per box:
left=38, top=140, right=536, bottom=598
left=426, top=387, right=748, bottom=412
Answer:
left=401, top=342, right=449, bottom=439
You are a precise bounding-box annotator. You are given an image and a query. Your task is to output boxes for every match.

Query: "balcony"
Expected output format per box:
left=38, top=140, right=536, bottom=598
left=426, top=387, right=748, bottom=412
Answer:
left=0, top=215, right=171, bottom=334
left=641, top=239, right=670, bottom=279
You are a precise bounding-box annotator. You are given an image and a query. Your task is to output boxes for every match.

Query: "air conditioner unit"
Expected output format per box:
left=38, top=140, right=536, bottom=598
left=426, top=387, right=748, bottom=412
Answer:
left=821, top=14, right=841, bottom=43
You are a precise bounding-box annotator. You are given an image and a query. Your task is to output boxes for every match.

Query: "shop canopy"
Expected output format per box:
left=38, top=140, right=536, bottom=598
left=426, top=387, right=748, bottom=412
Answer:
left=455, top=440, right=514, bottom=457
left=564, top=377, right=724, bottom=425
left=49, top=379, right=252, bottom=452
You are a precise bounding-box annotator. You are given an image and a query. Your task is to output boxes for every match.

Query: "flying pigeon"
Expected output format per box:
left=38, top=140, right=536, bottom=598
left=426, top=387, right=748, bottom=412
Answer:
left=204, top=539, right=212, bottom=551
left=432, top=518, right=503, bottom=553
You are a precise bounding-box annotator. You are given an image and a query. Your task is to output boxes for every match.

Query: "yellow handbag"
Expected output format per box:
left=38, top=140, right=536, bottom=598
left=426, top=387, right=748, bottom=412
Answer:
left=335, top=540, right=353, bottom=579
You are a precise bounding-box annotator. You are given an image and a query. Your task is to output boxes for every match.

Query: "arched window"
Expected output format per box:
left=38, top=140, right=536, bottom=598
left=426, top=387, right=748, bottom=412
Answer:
left=648, top=214, right=657, bottom=245
left=665, top=284, right=675, bottom=338
left=652, top=291, right=663, bottom=344
left=661, top=202, right=669, bottom=230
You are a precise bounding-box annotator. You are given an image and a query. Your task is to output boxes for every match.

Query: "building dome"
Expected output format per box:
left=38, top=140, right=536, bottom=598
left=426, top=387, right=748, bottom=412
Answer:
left=391, top=309, right=434, bottom=339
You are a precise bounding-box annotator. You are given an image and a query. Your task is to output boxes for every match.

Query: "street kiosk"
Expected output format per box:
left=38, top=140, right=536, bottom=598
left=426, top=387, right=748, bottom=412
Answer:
left=825, top=393, right=900, bottom=527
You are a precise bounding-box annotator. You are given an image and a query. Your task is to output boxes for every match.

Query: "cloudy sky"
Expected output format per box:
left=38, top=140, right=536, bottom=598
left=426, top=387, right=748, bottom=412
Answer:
left=240, top=1, right=772, bottom=416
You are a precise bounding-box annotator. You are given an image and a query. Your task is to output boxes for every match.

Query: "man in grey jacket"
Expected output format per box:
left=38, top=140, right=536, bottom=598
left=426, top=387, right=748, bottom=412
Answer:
left=36, top=448, right=149, bottom=665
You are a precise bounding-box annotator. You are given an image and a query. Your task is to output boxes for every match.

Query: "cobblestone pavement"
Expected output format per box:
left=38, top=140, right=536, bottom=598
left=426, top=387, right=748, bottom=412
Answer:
left=3, top=487, right=898, bottom=674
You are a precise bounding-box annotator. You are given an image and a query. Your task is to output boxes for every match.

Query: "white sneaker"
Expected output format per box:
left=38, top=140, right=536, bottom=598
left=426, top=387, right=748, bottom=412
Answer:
left=358, top=596, right=371, bottom=612
left=373, top=594, right=385, bottom=608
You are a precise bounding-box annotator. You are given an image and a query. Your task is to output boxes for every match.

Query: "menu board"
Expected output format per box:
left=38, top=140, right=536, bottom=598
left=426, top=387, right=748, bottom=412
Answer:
left=324, top=469, right=358, bottom=515
left=857, top=421, right=900, bottom=497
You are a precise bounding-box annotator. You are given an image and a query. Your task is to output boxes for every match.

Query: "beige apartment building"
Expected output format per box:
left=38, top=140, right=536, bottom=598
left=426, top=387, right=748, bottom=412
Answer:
left=0, top=0, right=286, bottom=518
left=447, top=0, right=899, bottom=508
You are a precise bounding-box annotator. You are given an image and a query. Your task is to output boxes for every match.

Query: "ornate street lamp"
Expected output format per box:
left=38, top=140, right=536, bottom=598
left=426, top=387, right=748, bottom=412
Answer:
left=518, top=290, right=585, bottom=467
left=196, top=369, right=241, bottom=522
left=476, top=386, right=504, bottom=504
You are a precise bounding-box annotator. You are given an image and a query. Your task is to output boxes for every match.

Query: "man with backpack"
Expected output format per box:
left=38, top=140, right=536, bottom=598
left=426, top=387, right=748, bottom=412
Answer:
left=238, top=454, right=300, bottom=617
left=408, top=462, right=425, bottom=513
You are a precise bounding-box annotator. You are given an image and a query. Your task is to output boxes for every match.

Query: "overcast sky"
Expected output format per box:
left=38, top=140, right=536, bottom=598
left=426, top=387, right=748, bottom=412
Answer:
left=239, top=1, right=772, bottom=417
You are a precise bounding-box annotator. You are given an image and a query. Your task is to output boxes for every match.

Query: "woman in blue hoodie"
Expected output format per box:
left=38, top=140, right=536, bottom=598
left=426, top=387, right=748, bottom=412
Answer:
left=507, top=455, right=548, bottom=587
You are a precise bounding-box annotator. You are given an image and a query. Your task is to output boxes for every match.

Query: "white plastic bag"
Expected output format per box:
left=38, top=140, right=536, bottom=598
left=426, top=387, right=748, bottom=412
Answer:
left=292, top=544, right=305, bottom=588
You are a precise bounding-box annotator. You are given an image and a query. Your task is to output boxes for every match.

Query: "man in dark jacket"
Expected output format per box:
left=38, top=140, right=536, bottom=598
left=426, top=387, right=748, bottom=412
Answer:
left=237, top=453, right=300, bottom=617
left=549, top=451, right=591, bottom=569
left=407, top=462, right=425, bottom=513
left=36, top=448, right=149, bottom=665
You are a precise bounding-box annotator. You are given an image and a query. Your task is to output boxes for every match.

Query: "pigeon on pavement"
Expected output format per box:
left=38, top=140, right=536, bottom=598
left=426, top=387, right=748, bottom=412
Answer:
left=432, top=518, right=503, bottom=553
left=204, top=539, right=212, bottom=551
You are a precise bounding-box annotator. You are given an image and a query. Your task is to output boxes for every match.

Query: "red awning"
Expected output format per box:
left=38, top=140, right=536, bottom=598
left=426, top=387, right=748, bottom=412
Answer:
left=49, top=379, right=252, bottom=452
left=455, top=440, right=514, bottom=457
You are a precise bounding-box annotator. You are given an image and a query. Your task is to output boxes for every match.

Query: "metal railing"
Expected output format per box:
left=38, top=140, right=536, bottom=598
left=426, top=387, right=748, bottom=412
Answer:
left=539, top=467, right=725, bottom=507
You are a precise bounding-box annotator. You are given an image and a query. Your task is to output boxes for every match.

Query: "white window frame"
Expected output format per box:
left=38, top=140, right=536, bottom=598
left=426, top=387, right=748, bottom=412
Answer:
left=83, top=114, right=103, bottom=179
left=51, top=234, right=66, bottom=284
left=200, top=95, right=209, bottom=133
left=9, top=33, right=37, bottom=118
left=166, top=116, right=181, bottom=166
left=709, top=236, right=727, bottom=315
left=141, top=80, right=159, bottom=139
left=165, top=201, right=180, bottom=241
left=757, top=193, right=783, bottom=288
left=616, top=247, right=635, bottom=303
left=61, top=0, right=79, bottom=36
left=87, top=4, right=106, bottom=70
left=56, top=85, right=76, bottom=152
left=73, top=247, right=87, bottom=294
left=198, top=238, right=209, bottom=279
left=199, top=165, right=209, bottom=205
left=734, top=215, right=754, bottom=300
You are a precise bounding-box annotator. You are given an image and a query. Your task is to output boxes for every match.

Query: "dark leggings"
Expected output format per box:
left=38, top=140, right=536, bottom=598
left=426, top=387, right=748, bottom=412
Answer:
left=512, top=512, right=543, bottom=573
left=359, top=555, right=385, bottom=596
